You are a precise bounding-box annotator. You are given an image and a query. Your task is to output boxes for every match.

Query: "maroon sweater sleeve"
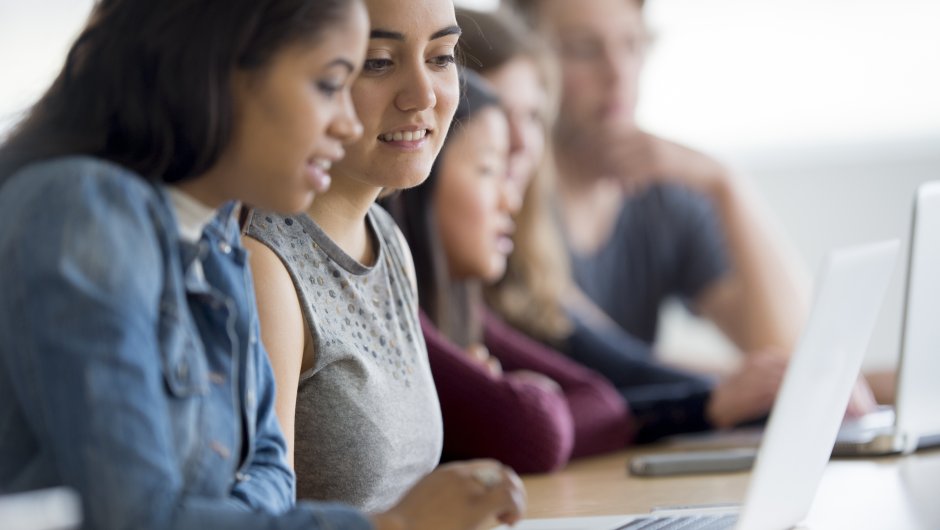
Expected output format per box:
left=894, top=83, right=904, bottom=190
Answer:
left=482, top=311, right=636, bottom=458
left=421, top=312, right=574, bottom=474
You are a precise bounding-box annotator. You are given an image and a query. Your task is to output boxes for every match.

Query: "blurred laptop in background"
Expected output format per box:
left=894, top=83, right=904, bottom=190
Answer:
left=835, top=181, right=940, bottom=456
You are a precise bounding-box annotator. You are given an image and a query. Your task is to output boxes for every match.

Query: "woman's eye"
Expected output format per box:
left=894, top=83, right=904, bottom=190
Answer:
left=430, top=55, right=457, bottom=69
left=363, top=58, right=393, bottom=73
left=317, top=81, right=342, bottom=97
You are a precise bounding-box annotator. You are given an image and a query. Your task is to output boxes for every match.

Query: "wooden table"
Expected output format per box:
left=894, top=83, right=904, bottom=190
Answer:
left=495, top=446, right=940, bottom=529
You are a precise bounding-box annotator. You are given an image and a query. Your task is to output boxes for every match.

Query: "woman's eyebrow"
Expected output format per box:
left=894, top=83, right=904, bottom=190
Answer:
left=369, top=25, right=462, bottom=42
left=370, top=29, right=404, bottom=41
left=430, top=25, right=462, bottom=41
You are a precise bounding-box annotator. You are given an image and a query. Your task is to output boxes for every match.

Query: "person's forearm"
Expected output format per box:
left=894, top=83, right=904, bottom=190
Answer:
left=703, top=174, right=809, bottom=355
left=428, top=316, right=575, bottom=473
left=626, top=387, right=713, bottom=443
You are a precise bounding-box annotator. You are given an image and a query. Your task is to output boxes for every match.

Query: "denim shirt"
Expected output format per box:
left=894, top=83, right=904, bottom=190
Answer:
left=0, top=157, right=373, bottom=530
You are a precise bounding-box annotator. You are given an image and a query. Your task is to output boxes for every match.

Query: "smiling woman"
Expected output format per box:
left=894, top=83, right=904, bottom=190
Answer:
left=244, top=0, right=519, bottom=516
left=334, top=0, right=462, bottom=193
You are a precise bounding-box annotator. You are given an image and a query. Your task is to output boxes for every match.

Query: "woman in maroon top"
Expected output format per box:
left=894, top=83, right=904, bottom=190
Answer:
left=384, top=69, right=634, bottom=474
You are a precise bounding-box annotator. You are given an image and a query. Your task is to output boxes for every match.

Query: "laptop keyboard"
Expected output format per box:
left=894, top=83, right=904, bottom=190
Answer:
left=615, top=514, right=738, bottom=530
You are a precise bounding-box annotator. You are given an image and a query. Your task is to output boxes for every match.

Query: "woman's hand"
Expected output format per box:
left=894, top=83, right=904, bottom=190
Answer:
left=509, top=370, right=563, bottom=394
left=371, top=460, right=526, bottom=530
left=466, top=343, right=504, bottom=377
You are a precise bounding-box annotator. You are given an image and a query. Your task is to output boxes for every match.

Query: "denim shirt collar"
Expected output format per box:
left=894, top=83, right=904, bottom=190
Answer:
left=163, top=191, right=243, bottom=297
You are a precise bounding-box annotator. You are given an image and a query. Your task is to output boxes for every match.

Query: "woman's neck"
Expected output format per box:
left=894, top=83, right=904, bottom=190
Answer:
left=305, top=175, right=382, bottom=266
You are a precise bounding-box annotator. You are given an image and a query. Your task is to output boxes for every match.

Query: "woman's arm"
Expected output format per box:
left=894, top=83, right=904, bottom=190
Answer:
left=562, top=318, right=714, bottom=442
left=422, top=313, right=575, bottom=473
left=482, top=311, right=634, bottom=459
left=0, top=169, right=367, bottom=529
left=244, top=236, right=308, bottom=469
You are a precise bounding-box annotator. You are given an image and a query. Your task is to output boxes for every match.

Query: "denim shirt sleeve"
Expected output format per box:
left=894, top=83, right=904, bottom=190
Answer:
left=229, top=291, right=296, bottom=511
left=0, top=160, right=372, bottom=530
left=230, top=339, right=374, bottom=530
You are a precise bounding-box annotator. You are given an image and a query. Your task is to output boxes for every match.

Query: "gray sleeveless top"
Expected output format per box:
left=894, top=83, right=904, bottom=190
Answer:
left=247, top=205, right=443, bottom=511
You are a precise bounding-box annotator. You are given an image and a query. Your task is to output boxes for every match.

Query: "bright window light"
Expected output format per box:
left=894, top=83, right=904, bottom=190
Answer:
left=640, top=0, right=940, bottom=152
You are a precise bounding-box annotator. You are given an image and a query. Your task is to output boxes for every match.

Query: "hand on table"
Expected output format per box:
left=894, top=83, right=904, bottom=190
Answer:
left=371, top=460, right=526, bottom=530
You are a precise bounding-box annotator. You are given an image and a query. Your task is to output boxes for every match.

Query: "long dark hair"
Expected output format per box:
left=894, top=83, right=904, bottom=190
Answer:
left=384, top=68, right=501, bottom=347
left=0, top=0, right=357, bottom=185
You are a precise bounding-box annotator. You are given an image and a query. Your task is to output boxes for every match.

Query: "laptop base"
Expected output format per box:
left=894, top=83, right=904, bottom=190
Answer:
left=832, top=431, right=906, bottom=457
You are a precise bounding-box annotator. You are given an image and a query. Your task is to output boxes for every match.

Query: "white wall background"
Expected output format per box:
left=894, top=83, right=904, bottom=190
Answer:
left=3, top=0, right=938, bottom=370
left=0, top=0, right=95, bottom=135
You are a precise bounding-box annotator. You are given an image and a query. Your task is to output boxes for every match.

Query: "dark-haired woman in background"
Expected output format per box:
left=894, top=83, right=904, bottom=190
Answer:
left=0, top=1, right=524, bottom=529
left=385, top=69, right=635, bottom=474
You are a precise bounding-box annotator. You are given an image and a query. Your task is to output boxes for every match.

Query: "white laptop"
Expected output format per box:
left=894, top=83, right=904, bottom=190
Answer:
left=498, top=240, right=899, bottom=530
left=835, top=181, right=940, bottom=456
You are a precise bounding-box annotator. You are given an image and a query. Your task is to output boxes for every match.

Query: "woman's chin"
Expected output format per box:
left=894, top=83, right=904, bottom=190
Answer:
left=397, top=166, right=437, bottom=190
left=362, top=165, right=434, bottom=192
left=482, top=262, right=508, bottom=285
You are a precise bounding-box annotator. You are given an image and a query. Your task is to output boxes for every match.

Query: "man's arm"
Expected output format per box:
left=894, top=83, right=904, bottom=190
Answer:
left=694, top=172, right=809, bottom=356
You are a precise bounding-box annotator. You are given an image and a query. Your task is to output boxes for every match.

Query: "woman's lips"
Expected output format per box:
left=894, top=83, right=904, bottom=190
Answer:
left=495, top=234, right=515, bottom=255
left=304, top=158, right=333, bottom=193
left=378, top=128, right=432, bottom=151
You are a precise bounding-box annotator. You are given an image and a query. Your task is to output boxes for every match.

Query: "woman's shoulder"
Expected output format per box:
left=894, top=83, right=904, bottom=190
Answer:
left=368, top=202, right=412, bottom=257
left=245, top=209, right=306, bottom=251
left=367, top=202, right=399, bottom=240
left=0, top=156, right=170, bottom=292
left=9, top=155, right=151, bottom=190
left=2, top=155, right=163, bottom=214
left=368, top=202, right=418, bottom=291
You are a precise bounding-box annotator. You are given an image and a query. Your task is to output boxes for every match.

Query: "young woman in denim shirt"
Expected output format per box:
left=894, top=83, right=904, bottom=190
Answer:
left=0, top=1, right=524, bottom=529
